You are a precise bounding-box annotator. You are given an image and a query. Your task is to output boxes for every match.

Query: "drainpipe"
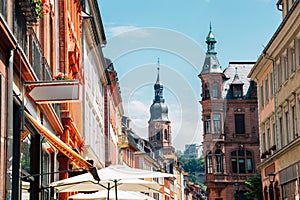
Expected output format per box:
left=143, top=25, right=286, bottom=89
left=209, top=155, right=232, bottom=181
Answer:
left=7, top=49, right=20, bottom=200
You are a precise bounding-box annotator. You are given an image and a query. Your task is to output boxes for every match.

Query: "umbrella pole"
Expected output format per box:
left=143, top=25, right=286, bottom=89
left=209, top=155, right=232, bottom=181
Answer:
left=114, top=180, right=118, bottom=200
left=107, top=183, right=110, bottom=200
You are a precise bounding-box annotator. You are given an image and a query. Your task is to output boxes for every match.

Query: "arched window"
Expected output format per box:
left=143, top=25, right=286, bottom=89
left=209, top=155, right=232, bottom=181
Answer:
left=212, top=83, right=219, bottom=98
left=231, top=150, right=253, bottom=173
left=215, top=149, right=223, bottom=173
left=206, top=151, right=213, bottom=174
left=164, top=129, right=168, bottom=140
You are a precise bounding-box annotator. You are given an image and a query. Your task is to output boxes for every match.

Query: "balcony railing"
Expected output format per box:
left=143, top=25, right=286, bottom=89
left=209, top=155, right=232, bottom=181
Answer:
left=29, top=28, right=42, bottom=80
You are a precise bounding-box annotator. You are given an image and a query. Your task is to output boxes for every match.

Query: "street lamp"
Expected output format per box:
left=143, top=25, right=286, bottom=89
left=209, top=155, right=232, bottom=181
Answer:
left=234, top=182, right=240, bottom=200
left=268, top=172, right=275, bottom=200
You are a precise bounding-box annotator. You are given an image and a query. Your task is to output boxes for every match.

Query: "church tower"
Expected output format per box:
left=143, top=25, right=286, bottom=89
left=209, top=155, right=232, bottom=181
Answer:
left=148, top=59, right=172, bottom=151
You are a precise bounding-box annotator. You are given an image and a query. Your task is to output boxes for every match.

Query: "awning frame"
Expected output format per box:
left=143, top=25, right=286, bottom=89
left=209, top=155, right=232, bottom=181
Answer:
left=24, top=111, right=100, bottom=181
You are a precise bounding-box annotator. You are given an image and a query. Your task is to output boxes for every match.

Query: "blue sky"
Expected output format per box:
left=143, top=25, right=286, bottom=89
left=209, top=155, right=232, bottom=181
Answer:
left=98, top=0, right=282, bottom=150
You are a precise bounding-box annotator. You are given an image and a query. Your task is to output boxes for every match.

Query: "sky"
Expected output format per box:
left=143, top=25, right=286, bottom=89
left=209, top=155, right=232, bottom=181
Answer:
left=98, top=0, right=282, bottom=151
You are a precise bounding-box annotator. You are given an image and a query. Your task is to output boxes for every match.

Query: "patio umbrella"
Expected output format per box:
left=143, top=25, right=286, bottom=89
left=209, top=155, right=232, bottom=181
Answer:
left=68, top=190, right=155, bottom=200
left=50, top=164, right=176, bottom=199
left=52, top=178, right=161, bottom=193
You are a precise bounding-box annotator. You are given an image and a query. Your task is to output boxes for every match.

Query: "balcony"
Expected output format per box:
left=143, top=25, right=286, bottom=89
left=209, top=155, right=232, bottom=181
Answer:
left=18, top=0, right=38, bottom=23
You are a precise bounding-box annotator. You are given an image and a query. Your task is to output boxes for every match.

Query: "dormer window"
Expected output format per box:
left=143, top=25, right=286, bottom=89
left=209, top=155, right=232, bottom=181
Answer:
left=231, top=67, right=243, bottom=98
left=232, top=85, right=243, bottom=98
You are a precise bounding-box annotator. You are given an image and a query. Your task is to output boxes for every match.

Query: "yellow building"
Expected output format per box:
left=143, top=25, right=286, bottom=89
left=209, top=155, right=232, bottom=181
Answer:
left=249, top=1, right=300, bottom=199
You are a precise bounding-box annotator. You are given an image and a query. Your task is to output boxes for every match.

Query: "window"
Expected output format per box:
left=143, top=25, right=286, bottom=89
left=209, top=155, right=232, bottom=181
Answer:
left=235, top=114, right=245, bottom=134
left=285, top=111, right=290, bottom=143
left=298, top=39, right=300, bottom=67
left=283, top=55, right=288, bottom=81
left=262, top=132, right=266, bottom=152
left=212, top=83, right=219, bottom=98
left=215, top=149, right=223, bottom=173
left=279, top=117, right=283, bottom=147
left=213, top=114, right=221, bottom=134
left=164, top=129, right=168, bottom=140
left=206, top=151, right=213, bottom=174
left=204, top=83, right=210, bottom=99
left=231, top=150, right=253, bottom=174
left=260, top=85, right=264, bottom=107
left=232, top=85, right=243, bottom=98
left=270, top=72, right=274, bottom=97
left=204, top=115, right=211, bottom=134
left=156, top=131, right=161, bottom=140
left=292, top=106, right=296, bottom=139
left=265, top=77, right=269, bottom=103
left=277, top=60, right=282, bottom=87
left=272, top=123, right=276, bottom=147
left=267, top=128, right=270, bottom=149
left=291, top=48, right=296, bottom=72
left=0, top=0, right=7, bottom=20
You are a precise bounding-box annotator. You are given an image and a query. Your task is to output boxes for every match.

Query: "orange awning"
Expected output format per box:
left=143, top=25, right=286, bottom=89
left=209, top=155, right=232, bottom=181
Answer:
left=24, top=111, right=92, bottom=170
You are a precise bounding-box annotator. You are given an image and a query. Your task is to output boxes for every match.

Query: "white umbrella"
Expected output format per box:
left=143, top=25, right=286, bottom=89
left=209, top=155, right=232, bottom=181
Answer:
left=52, top=178, right=161, bottom=193
left=69, top=190, right=155, bottom=200
left=50, top=165, right=175, bottom=199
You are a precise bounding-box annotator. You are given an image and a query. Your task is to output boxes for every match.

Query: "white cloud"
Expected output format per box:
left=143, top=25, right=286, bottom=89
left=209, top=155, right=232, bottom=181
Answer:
left=106, top=25, right=151, bottom=38
left=127, top=100, right=149, bottom=128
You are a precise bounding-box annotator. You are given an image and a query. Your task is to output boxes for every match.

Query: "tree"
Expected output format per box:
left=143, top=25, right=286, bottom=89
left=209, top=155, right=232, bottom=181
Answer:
left=177, top=155, right=205, bottom=185
left=244, top=173, right=263, bottom=200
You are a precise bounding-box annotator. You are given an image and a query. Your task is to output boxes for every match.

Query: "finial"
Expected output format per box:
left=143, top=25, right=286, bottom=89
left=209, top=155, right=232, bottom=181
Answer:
left=210, top=22, right=212, bottom=32
left=235, top=67, right=238, bottom=75
left=156, top=58, right=160, bottom=83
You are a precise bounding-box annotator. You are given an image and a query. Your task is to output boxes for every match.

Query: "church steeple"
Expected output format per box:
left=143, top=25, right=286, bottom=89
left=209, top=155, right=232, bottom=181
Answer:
left=200, top=23, right=222, bottom=75
left=149, top=59, right=169, bottom=122
left=148, top=59, right=172, bottom=151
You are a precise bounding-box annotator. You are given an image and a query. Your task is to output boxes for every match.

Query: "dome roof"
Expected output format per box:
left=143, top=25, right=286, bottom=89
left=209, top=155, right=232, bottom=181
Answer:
left=149, top=102, right=169, bottom=121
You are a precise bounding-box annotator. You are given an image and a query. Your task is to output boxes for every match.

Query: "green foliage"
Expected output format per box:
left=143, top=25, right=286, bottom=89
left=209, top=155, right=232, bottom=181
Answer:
left=244, top=173, right=263, bottom=200
left=177, top=155, right=205, bottom=185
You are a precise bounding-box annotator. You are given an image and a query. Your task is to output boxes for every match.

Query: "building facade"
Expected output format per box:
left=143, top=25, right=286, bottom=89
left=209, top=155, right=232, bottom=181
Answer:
left=199, top=26, right=260, bottom=199
left=0, top=1, right=123, bottom=200
left=249, top=1, right=300, bottom=199
left=81, top=0, right=108, bottom=169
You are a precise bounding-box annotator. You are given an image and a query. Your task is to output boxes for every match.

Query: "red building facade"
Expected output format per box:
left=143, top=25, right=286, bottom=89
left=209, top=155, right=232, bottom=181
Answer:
left=199, top=26, right=260, bottom=199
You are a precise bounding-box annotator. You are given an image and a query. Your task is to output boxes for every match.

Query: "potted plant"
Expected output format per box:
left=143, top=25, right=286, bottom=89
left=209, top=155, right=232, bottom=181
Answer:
left=33, top=0, right=50, bottom=18
left=53, top=72, right=68, bottom=80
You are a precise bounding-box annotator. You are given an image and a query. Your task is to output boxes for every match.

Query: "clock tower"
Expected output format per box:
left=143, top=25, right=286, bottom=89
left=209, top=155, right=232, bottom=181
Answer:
left=148, top=59, right=172, bottom=151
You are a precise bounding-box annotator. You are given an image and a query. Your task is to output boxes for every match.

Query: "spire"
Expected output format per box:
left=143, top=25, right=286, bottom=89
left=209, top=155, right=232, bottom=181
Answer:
left=156, top=58, right=160, bottom=84
left=200, top=23, right=222, bottom=75
left=206, top=23, right=216, bottom=54
left=154, top=58, right=164, bottom=103
left=232, top=67, right=243, bottom=85
left=149, top=58, right=169, bottom=122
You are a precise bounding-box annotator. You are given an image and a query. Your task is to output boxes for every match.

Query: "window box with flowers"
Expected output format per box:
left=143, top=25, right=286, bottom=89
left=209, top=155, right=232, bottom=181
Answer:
left=53, top=72, right=68, bottom=81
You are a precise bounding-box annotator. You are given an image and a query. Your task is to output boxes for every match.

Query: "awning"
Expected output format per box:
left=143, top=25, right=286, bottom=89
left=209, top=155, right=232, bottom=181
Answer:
left=24, top=111, right=92, bottom=170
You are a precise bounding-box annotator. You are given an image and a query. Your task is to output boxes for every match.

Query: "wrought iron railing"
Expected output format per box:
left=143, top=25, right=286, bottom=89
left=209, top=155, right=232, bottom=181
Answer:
left=42, top=57, right=52, bottom=81
left=29, top=28, right=42, bottom=80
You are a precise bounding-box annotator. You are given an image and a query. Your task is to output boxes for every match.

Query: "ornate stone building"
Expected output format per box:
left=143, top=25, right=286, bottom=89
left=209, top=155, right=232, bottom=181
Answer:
left=199, top=26, right=260, bottom=199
